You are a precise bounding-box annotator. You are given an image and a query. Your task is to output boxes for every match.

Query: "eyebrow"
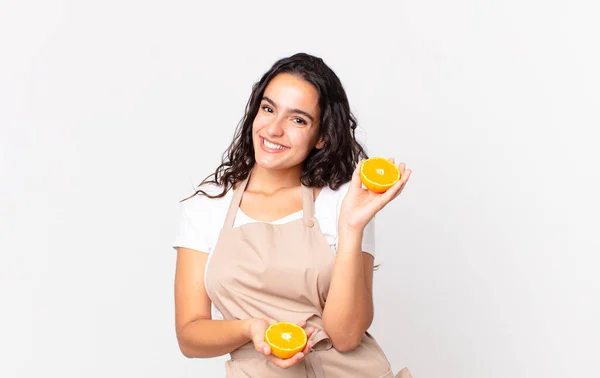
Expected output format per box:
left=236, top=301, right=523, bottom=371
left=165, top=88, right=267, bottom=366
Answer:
left=262, top=96, right=315, bottom=123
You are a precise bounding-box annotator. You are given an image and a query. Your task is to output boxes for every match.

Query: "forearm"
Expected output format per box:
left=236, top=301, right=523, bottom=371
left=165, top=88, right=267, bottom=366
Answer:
left=322, top=227, right=373, bottom=352
left=177, top=319, right=252, bottom=358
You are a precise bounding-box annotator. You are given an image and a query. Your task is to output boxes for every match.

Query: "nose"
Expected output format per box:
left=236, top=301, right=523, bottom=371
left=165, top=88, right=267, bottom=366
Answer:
left=266, top=116, right=284, bottom=137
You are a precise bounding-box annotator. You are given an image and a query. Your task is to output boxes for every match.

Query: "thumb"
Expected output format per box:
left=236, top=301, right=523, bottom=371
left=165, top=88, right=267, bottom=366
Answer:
left=254, top=339, right=270, bottom=355
left=351, top=160, right=364, bottom=189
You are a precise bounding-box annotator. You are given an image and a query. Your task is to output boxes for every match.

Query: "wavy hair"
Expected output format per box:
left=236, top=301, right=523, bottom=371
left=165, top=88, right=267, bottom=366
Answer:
left=187, top=52, right=368, bottom=200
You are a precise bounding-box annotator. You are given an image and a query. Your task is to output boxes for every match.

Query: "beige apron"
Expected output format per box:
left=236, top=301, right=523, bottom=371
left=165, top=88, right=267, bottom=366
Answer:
left=205, top=175, right=412, bottom=378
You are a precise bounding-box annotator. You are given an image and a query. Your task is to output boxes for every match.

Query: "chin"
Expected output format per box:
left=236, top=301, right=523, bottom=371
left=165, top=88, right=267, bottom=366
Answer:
left=254, top=155, right=286, bottom=170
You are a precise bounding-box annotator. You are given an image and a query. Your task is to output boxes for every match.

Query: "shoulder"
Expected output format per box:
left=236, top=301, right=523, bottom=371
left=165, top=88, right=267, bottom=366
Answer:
left=314, top=181, right=352, bottom=219
left=179, top=183, right=232, bottom=224
left=318, top=181, right=352, bottom=206
left=173, top=183, right=232, bottom=252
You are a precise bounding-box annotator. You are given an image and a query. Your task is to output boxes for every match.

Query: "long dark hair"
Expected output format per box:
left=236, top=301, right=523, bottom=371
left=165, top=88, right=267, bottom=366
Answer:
left=187, top=52, right=368, bottom=200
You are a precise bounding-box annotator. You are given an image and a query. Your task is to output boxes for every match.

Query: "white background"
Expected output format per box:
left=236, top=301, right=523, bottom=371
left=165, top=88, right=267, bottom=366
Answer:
left=1, top=1, right=599, bottom=377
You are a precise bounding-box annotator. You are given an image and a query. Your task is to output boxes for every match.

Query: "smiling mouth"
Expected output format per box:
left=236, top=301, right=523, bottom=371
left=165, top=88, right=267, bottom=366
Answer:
left=261, top=137, right=289, bottom=151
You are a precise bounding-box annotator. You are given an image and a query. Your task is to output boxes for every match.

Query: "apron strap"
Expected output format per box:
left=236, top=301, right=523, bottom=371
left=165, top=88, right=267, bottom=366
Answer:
left=301, top=184, right=316, bottom=228
left=305, top=352, right=325, bottom=378
left=223, top=175, right=250, bottom=229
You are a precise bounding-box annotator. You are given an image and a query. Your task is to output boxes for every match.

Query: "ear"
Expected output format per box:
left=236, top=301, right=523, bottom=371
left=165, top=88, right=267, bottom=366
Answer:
left=315, top=137, right=325, bottom=149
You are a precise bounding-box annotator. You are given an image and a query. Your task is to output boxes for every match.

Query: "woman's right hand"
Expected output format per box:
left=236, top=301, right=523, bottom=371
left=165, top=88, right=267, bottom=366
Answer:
left=246, top=318, right=315, bottom=369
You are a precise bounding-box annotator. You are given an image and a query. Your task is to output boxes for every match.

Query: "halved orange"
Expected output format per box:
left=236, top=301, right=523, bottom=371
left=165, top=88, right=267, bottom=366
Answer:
left=360, top=157, right=401, bottom=193
left=264, top=322, right=307, bottom=359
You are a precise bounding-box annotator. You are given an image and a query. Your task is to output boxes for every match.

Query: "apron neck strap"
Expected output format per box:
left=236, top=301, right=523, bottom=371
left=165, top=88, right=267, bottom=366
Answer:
left=224, top=175, right=249, bottom=229
left=301, top=184, right=315, bottom=227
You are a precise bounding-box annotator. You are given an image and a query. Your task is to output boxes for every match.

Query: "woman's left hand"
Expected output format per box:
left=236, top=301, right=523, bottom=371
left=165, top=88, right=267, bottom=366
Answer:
left=339, top=159, right=412, bottom=232
left=250, top=319, right=316, bottom=369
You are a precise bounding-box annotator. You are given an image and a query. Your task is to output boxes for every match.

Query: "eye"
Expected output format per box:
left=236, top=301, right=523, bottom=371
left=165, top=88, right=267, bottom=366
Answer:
left=293, top=117, right=307, bottom=125
left=262, top=105, right=273, bottom=113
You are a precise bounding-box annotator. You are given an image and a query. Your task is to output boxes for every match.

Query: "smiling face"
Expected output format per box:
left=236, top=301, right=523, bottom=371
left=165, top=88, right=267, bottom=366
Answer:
left=252, top=73, right=323, bottom=172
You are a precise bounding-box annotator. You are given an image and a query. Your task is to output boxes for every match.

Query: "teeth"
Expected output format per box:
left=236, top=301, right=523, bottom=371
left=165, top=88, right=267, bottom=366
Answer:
left=264, top=139, right=285, bottom=150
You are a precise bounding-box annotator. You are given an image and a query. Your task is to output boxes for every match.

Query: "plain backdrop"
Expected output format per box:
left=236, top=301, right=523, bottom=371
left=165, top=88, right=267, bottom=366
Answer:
left=1, top=1, right=599, bottom=377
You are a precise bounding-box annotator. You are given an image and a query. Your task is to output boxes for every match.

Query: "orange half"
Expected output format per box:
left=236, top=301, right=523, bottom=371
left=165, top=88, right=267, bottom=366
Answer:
left=264, top=322, right=307, bottom=359
left=360, top=157, right=401, bottom=193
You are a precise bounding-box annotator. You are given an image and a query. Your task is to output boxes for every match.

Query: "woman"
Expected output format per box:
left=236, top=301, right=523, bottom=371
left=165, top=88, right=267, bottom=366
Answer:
left=173, top=52, right=412, bottom=377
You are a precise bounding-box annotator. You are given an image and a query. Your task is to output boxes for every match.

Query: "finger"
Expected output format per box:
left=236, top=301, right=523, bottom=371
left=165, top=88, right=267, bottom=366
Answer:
left=302, top=327, right=315, bottom=353
left=398, top=162, right=406, bottom=175
left=267, top=352, right=304, bottom=369
left=402, top=168, right=411, bottom=183
left=389, top=157, right=395, bottom=164
left=397, top=166, right=410, bottom=186
left=289, top=352, right=305, bottom=366
left=293, top=351, right=306, bottom=364
left=255, top=340, right=271, bottom=355
left=399, top=168, right=411, bottom=186
left=351, top=160, right=365, bottom=189
left=302, top=340, right=314, bottom=354
left=380, top=173, right=406, bottom=203
left=394, top=169, right=412, bottom=198
left=391, top=169, right=407, bottom=192
left=296, top=320, right=307, bottom=328
left=392, top=169, right=411, bottom=200
left=266, top=355, right=287, bottom=368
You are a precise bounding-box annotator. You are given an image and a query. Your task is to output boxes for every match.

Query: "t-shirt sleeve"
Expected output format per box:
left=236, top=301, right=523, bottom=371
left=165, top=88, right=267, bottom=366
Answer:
left=172, top=200, right=210, bottom=252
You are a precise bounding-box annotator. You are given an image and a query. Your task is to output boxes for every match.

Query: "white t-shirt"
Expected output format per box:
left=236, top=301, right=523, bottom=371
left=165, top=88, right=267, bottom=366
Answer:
left=172, top=181, right=376, bottom=320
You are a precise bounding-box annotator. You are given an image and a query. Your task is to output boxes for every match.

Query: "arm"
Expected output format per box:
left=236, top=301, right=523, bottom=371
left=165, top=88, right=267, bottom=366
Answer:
left=323, top=159, right=412, bottom=353
left=174, top=247, right=316, bottom=365
left=175, top=247, right=252, bottom=357
left=322, top=228, right=375, bottom=353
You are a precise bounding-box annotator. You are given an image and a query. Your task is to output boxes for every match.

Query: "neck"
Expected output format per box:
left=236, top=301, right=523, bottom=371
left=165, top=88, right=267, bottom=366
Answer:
left=246, top=164, right=303, bottom=194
